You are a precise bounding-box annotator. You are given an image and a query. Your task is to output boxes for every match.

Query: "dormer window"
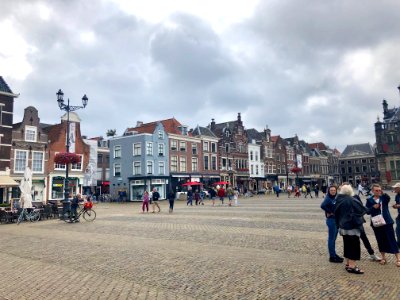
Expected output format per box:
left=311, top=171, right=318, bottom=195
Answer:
left=25, top=126, right=37, bottom=142
left=225, top=129, right=231, bottom=137
left=179, top=126, right=188, bottom=135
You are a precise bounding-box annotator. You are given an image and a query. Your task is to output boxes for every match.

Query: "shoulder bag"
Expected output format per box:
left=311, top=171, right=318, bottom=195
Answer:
left=371, top=200, right=386, bottom=227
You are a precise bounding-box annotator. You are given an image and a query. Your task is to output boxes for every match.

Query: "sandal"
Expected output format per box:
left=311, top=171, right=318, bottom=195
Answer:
left=396, top=260, right=400, bottom=267
left=347, top=266, right=364, bottom=274
left=379, top=259, right=387, bottom=265
left=345, top=264, right=350, bottom=271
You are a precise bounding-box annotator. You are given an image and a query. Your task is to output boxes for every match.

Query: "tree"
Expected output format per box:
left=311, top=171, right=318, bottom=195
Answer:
left=106, top=129, right=117, bottom=137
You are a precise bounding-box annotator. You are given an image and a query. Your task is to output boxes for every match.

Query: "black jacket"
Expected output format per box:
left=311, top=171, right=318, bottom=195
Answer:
left=334, top=194, right=366, bottom=230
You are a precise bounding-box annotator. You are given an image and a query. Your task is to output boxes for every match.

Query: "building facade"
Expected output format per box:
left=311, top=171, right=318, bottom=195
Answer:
left=10, top=106, right=49, bottom=203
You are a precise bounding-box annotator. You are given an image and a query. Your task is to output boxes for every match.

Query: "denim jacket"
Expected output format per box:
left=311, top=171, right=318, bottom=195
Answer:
left=321, top=194, right=336, bottom=218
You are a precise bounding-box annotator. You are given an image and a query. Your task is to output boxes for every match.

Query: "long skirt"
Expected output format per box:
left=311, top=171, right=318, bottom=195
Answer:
left=372, top=223, right=399, bottom=254
left=343, top=235, right=361, bottom=261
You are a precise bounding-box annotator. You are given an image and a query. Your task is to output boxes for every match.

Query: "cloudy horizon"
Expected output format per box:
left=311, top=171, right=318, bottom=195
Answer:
left=2, top=0, right=400, bottom=151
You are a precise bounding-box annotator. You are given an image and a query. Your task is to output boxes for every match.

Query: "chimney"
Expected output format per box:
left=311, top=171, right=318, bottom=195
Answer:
left=237, top=112, right=242, bottom=124
left=136, top=121, right=143, bottom=127
left=210, top=118, right=216, bottom=131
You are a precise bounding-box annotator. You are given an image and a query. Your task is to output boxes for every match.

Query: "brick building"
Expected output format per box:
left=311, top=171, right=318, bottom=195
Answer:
left=0, top=76, right=19, bottom=203
left=11, top=106, right=49, bottom=203
left=209, top=113, right=249, bottom=190
left=43, top=112, right=90, bottom=202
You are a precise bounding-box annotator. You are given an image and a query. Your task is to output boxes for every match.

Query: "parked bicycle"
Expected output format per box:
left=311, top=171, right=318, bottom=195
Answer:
left=63, top=203, right=96, bottom=223
left=17, top=208, right=41, bottom=225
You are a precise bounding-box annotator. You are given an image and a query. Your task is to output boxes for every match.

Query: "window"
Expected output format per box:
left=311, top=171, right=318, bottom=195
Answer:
left=179, top=141, right=186, bottom=152
left=251, top=165, right=254, bottom=174
left=146, top=142, right=153, bottom=155
left=114, top=145, right=121, bottom=158
left=225, top=143, right=230, bottom=153
left=255, top=152, right=258, bottom=161
left=158, top=143, right=164, bottom=156
left=114, top=163, right=121, bottom=176
left=158, top=130, right=164, bottom=139
left=204, top=155, right=209, bottom=170
left=256, top=165, right=259, bottom=175
left=211, top=156, right=217, bottom=170
left=147, top=161, right=153, bottom=174
left=211, top=143, right=216, bottom=153
left=171, top=156, right=178, bottom=172
left=192, top=157, right=198, bottom=171
left=25, top=126, right=37, bottom=142
left=179, top=156, right=186, bottom=172
left=222, top=158, right=227, bottom=168
left=98, top=154, right=103, bottom=164
left=15, top=150, right=28, bottom=172
left=159, top=161, right=165, bottom=175
left=133, top=143, right=141, bottom=156
left=250, top=151, right=253, bottom=161
left=32, top=152, right=44, bottom=173
left=55, top=161, right=66, bottom=170
left=171, top=140, right=177, bottom=151
left=133, top=161, right=141, bottom=175
left=203, top=141, right=209, bottom=152
left=192, top=143, right=197, bottom=155
left=71, top=155, right=83, bottom=171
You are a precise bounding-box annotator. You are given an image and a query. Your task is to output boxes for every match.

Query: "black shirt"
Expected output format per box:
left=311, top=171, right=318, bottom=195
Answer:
left=152, top=191, right=160, bottom=201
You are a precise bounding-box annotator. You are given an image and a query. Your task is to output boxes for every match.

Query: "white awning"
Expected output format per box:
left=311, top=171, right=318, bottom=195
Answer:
left=0, top=175, right=19, bottom=187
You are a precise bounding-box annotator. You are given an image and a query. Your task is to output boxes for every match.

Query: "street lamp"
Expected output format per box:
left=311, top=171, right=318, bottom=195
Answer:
left=56, top=89, right=88, bottom=217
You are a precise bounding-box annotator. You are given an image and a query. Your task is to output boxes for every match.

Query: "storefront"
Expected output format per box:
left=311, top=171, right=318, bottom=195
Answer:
left=129, top=177, right=169, bottom=201
left=50, top=176, right=81, bottom=200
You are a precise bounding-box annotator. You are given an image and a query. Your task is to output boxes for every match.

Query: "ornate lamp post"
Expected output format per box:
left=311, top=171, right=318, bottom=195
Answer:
left=56, top=89, right=88, bottom=217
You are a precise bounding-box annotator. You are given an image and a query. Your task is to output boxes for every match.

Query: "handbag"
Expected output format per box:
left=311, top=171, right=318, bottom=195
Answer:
left=371, top=200, right=386, bottom=227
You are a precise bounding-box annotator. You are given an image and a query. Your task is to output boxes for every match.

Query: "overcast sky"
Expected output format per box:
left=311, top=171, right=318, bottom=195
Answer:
left=2, top=0, right=400, bottom=151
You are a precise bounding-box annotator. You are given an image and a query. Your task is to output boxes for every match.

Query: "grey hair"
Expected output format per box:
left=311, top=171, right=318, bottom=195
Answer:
left=339, top=184, right=355, bottom=196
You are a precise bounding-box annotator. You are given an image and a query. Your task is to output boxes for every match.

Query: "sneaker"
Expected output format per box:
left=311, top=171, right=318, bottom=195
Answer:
left=329, top=257, right=343, bottom=263
left=369, top=254, right=382, bottom=261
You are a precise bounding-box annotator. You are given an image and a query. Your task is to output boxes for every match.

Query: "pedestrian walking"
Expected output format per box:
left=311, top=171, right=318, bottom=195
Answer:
left=365, top=184, right=400, bottom=267
left=320, top=185, right=343, bottom=263
left=142, top=190, right=149, bottom=213
left=233, top=188, right=239, bottom=206
left=217, top=186, right=225, bottom=205
left=287, top=185, right=293, bottom=198
left=199, top=189, right=205, bottom=205
left=357, top=183, right=364, bottom=197
left=194, top=190, right=200, bottom=205
left=187, top=188, right=193, bottom=206
left=321, top=183, right=327, bottom=197
left=209, top=187, right=217, bottom=206
left=335, top=184, right=366, bottom=274
left=168, top=190, right=175, bottom=213
left=151, top=188, right=161, bottom=213
left=227, top=186, right=234, bottom=206
left=273, top=185, right=281, bottom=198
left=392, top=182, right=400, bottom=248
left=305, top=184, right=313, bottom=198
left=294, top=186, right=301, bottom=198
left=314, top=184, right=319, bottom=198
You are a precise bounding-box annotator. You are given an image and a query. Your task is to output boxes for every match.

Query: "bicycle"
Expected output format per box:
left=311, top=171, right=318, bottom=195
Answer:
left=63, top=204, right=96, bottom=223
left=17, top=208, right=41, bottom=225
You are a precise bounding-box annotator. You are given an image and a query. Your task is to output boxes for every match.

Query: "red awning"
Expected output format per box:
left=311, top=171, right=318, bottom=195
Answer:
left=102, top=181, right=110, bottom=186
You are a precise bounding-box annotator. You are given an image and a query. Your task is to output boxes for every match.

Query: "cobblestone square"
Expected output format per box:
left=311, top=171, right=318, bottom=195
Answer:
left=0, top=195, right=399, bottom=299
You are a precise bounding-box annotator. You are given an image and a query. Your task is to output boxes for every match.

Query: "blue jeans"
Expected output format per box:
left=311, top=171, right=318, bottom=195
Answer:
left=326, top=218, right=338, bottom=257
left=396, top=216, right=400, bottom=247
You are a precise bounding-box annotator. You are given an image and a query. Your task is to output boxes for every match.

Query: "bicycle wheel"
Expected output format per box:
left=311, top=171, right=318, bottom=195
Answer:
left=32, top=211, right=41, bottom=222
left=17, top=211, right=24, bottom=225
left=83, top=209, right=96, bottom=221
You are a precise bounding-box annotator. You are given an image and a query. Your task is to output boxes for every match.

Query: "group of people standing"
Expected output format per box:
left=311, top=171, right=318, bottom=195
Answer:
left=321, top=182, right=400, bottom=274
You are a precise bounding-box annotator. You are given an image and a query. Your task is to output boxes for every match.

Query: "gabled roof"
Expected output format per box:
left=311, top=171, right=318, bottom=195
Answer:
left=125, top=118, right=187, bottom=136
left=271, top=135, right=279, bottom=143
left=341, top=143, right=374, bottom=157
left=0, top=76, right=13, bottom=94
left=246, top=128, right=263, bottom=143
left=192, top=125, right=217, bottom=138
left=308, top=142, right=327, bottom=151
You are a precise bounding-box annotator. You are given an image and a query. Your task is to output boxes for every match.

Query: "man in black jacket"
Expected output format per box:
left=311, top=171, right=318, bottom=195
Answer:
left=151, top=188, right=161, bottom=213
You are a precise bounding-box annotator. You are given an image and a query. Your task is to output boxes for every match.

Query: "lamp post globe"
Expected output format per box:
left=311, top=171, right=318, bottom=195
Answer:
left=56, top=89, right=88, bottom=219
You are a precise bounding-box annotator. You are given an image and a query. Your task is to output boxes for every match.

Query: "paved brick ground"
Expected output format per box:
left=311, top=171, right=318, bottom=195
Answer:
left=1, top=194, right=399, bottom=299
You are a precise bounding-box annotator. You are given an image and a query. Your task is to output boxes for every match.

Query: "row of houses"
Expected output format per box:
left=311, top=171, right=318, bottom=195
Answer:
left=1, top=76, right=396, bottom=203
